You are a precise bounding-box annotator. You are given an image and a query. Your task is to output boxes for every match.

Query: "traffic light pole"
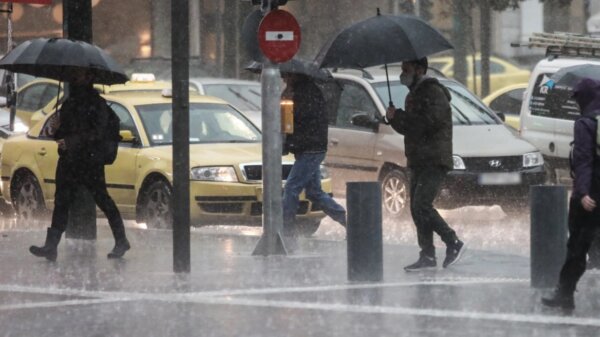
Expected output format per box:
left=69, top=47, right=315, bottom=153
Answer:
left=252, top=0, right=287, bottom=255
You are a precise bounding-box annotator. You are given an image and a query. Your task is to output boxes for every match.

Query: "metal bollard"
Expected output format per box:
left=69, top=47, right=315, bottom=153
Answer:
left=347, top=182, right=383, bottom=282
left=530, top=185, right=568, bottom=288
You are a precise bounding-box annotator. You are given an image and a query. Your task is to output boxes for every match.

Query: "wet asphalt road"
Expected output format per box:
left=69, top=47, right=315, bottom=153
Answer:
left=2, top=202, right=598, bottom=337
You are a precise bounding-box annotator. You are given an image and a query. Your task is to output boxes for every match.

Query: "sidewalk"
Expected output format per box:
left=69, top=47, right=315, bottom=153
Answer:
left=0, top=225, right=599, bottom=337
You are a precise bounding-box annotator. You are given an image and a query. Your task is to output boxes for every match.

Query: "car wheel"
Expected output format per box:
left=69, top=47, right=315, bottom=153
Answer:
left=381, top=169, right=410, bottom=219
left=13, top=173, right=46, bottom=223
left=500, top=202, right=528, bottom=219
left=140, top=180, right=173, bottom=229
left=295, top=218, right=321, bottom=237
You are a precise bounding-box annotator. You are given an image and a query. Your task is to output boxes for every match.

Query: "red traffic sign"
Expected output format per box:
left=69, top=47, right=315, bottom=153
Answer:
left=0, top=0, right=52, bottom=4
left=258, top=9, right=301, bottom=63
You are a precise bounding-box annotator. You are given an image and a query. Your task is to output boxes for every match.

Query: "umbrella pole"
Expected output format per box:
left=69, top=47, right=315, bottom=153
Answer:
left=384, top=63, right=393, bottom=107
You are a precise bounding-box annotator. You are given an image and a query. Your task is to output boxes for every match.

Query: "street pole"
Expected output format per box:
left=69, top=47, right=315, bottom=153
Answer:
left=63, top=0, right=97, bottom=241
left=252, top=0, right=286, bottom=255
left=172, top=0, right=191, bottom=273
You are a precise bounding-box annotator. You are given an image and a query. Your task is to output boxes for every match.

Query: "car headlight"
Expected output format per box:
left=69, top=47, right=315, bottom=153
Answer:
left=523, top=152, right=544, bottom=168
left=320, top=165, right=330, bottom=179
left=190, top=166, right=238, bottom=182
left=453, top=155, right=466, bottom=170
left=12, top=122, right=29, bottom=133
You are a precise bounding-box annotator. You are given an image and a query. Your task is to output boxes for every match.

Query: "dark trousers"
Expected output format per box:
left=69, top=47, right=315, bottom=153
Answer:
left=51, top=158, right=126, bottom=239
left=558, top=197, right=600, bottom=293
left=409, top=166, right=457, bottom=257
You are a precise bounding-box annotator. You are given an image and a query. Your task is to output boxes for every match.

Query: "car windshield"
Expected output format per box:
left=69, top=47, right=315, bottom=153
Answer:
left=203, top=84, right=262, bottom=111
left=136, top=103, right=261, bottom=146
left=373, top=80, right=500, bottom=126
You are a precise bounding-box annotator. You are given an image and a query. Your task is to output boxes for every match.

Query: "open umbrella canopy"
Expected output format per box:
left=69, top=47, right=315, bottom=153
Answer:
left=0, top=38, right=128, bottom=85
left=315, top=12, right=453, bottom=69
left=548, top=64, right=600, bottom=90
left=244, top=58, right=332, bottom=80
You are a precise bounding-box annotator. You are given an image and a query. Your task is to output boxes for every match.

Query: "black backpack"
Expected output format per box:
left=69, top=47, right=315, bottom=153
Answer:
left=103, top=104, right=121, bottom=165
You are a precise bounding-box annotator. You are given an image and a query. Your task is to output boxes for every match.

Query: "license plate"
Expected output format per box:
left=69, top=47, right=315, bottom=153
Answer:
left=478, top=172, right=522, bottom=185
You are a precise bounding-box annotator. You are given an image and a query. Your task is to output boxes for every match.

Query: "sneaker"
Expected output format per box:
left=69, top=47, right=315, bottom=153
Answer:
left=443, top=240, right=466, bottom=268
left=404, top=254, right=437, bottom=272
left=541, top=288, right=575, bottom=310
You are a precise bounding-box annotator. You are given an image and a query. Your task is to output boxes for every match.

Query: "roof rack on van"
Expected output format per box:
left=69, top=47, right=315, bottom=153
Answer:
left=512, top=32, right=600, bottom=59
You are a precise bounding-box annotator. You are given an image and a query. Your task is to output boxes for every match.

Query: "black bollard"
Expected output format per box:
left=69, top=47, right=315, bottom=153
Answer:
left=530, top=185, right=568, bottom=288
left=347, top=182, right=383, bottom=282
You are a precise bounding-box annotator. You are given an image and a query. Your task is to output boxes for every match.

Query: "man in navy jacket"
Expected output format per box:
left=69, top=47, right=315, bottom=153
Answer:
left=542, top=78, right=600, bottom=310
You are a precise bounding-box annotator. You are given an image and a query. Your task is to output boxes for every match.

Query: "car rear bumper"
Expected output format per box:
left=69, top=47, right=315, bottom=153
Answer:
left=435, top=166, right=545, bottom=208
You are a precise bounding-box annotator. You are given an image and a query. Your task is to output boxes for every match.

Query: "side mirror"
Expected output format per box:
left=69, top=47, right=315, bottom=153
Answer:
left=496, top=111, right=506, bottom=122
left=351, top=114, right=379, bottom=131
left=119, top=130, right=136, bottom=143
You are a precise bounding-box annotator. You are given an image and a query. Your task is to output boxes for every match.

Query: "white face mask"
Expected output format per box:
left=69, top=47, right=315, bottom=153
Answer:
left=400, top=72, right=414, bottom=87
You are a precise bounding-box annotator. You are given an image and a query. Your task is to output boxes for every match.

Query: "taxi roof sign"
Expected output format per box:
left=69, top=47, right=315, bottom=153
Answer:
left=258, top=9, right=301, bottom=63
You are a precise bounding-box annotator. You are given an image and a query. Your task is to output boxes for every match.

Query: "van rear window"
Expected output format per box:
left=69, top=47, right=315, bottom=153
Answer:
left=529, top=73, right=580, bottom=120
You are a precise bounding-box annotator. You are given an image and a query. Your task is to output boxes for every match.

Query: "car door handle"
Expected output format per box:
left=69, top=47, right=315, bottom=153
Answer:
left=330, top=138, right=339, bottom=146
left=37, top=148, right=47, bottom=156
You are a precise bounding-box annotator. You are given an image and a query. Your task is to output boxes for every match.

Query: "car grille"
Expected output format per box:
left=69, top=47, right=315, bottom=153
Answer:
left=462, top=156, right=522, bottom=172
left=242, top=164, right=294, bottom=181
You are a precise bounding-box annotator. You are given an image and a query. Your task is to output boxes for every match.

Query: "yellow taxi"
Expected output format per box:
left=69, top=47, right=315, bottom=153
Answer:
left=482, top=83, right=528, bottom=130
left=18, top=74, right=181, bottom=128
left=0, top=88, right=330, bottom=236
left=429, top=54, right=530, bottom=97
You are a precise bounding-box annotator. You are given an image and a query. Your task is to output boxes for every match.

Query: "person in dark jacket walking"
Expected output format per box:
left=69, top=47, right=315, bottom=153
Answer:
left=29, top=69, right=130, bottom=261
left=385, top=57, right=465, bottom=271
left=282, top=73, right=346, bottom=236
left=542, top=78, right=600, bottom=310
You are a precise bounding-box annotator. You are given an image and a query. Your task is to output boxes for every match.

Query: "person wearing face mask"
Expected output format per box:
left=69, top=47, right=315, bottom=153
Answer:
left=384, top=57, right=465, bottom=271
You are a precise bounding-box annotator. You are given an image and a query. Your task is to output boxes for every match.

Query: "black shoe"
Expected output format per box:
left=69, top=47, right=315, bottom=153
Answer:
left=541, top=288, right=575, bottom=310
left=443, top=240, right=466, bottom=268
left=404, top=254, right=437, bottom=272
left=29, top=228, right=62, bottom=262
left=107, top=238, right=131, bottom=259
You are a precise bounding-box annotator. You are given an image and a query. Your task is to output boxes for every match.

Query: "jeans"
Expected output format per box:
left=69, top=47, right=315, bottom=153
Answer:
left=283, top=152, right=346, bottom=234
left=558, top=197, right=600, bottom=293
left=409, top=166, right=458, bottom=257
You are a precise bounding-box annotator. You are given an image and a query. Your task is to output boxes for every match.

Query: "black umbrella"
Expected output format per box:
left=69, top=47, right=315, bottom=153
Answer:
left=245, top=58, right=332, bottom=81
left=314, top=9, right=452, bottom=106
left=548, top=64, right=600, bottom=89
left=0, top=38, right=128, bottom=85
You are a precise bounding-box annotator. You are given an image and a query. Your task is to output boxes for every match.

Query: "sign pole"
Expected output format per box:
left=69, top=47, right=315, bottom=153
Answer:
left=252, top=2, right=301, bottom=256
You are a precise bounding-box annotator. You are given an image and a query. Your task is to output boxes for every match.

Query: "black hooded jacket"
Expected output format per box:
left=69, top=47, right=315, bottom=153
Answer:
left=389, top=77, right=453, bottom=169
left=54, top=85, right=111, bottom=167
left=284, top=78, right=329, bottom=154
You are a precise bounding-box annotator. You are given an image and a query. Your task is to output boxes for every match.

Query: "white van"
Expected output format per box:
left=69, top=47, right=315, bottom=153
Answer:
left=519, top=47, right=600, bottom=184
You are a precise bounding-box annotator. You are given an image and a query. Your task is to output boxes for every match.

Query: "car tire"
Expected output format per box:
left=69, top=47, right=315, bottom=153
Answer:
left=13, top=173, right=46, bottom=223
left=295, top=218, right=321, bottom=237
left=139, top=180, right=173, bottom=229
left=500, top=202, right=528, bottom=219
left=381, top=169, right=411, bottom=220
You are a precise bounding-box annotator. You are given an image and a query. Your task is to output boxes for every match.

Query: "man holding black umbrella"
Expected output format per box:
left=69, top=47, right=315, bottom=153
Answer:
left=385, top=57, right=465, bottom=271
left=29, top=69, right=130, bottom=261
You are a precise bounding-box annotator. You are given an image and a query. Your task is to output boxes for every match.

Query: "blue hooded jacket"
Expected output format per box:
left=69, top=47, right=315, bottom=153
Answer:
left=570, top=78, right=600, bottom=200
